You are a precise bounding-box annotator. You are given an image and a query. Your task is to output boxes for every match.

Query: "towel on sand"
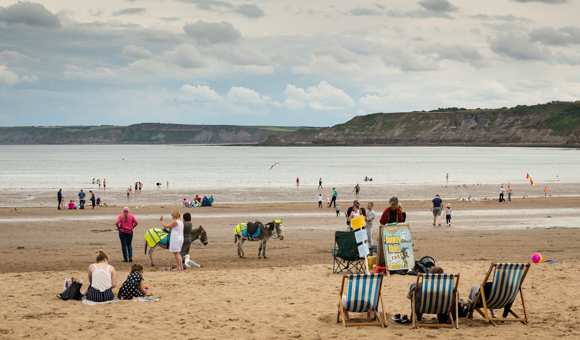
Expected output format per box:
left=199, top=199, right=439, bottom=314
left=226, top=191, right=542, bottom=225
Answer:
left=81, top=296, right=159, bottom=305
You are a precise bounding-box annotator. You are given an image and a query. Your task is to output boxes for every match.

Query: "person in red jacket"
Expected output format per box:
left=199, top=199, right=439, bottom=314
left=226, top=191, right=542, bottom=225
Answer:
left=379, top=197, right=404, bottom=225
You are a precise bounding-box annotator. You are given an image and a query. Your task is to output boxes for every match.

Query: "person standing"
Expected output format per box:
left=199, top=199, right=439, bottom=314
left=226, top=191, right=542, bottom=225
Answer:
left=499, top=185, right=505, bottom=202
left=115, top=207, right=139, bottom=262
left=167, top=181, right=169, bottom=188
left=57, top=189, right=62, bottom=210
left=318, top=194, right=322, bottom=208
left=296, top=177, right=299, bottom=186
left=318, top=178, right=322, bottom=189
left=430, top=194, right=443, bottom=226
left=445, top=203, right=452, bottom=226
left=446, top=173, right=448, bottom=182
left=347, top=202, right=361, bottom=231
left=181, top=213, right=193, bottom=263
left=365, top=202, right=375, bottom=247
left=336, top=204, right=340, bottom=216
left=507, top=186, right=514, bottom=203
left=78, top=189, right=86, bottom=209
left=89, top=190, right=96, bottom=209
left=103, top=179, right=106, bottom=190
left=160, top=210, right=184, bottom=271
left=138, top=182, right=142, bottom=193
left=354, top=184, right=360, bottom=197
left=92, top=178, right=95, bottom=184
left=135, top=182, right=138, bottom=193
left=127, top=187, right=130, bottom=200
left=98, top=179, right=101, bottom=190
left=544, top=186, right=547, bottom=197
left=330, top=187, right=338, bottom=208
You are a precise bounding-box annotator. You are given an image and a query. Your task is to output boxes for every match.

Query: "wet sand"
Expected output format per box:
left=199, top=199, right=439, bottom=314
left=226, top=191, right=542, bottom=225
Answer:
left=1, top=197, right=579, bottom=339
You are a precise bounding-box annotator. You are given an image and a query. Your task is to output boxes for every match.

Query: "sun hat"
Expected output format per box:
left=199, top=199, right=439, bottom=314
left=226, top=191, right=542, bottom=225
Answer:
left=123, top=206, right=129, bottom=212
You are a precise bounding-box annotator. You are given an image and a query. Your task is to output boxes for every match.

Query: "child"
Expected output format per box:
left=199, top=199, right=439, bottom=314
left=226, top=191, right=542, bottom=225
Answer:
left=445, top=203, right=452, bottom=226
left=118, top=263, right=148, bottom=300
left=318, top=194, right=322, bottom=208
left=336, top=204, right=340, bottom=217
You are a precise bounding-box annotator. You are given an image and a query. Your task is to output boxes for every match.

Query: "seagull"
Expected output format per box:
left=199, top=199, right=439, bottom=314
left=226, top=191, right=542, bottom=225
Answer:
left=269, top=162, right=280, bottom=170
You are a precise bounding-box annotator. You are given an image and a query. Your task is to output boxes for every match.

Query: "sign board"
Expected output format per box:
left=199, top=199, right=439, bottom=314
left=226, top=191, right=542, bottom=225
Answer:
left=377, top=223, right=415, bottom=272
left=353, top=227, right=370, bottom=273
left=350, top=215, right=366, bottom=231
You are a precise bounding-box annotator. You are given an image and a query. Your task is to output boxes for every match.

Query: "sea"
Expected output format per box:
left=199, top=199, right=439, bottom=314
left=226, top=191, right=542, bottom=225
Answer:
left=0, top=145, right=579, bottom=207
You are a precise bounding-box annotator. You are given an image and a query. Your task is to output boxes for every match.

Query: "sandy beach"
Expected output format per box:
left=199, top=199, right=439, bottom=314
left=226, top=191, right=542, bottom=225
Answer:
left=1, top=197, right=580, bottom=339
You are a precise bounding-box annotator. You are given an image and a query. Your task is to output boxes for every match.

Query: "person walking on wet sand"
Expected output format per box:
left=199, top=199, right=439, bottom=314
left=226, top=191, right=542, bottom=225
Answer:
left=544, top=186, right=547, bottom=197
left=318, top=194, right=323, bottom=208
left=446, top=173, right=448, bottom=182
left=507, top=186, right=514, bottom=203
left=499, top=185, right=505, bottom=202
left=89, top=190, right=96, bottom=209
left=103, top=179, right=106, bottom=190
left=57, top=189, right=62, bottom=210
left=318, top=178, right=322, bottom=189
left=330, top=188, right=337, bottom=208
left=296, top=177, right=299, bottom=186
left=354, top=184, right=360, bottom=197
left=430, top=194, right=443, bottom=226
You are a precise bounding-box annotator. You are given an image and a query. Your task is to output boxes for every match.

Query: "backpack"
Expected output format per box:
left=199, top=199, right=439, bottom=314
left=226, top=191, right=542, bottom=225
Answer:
left=58, top=278, right=83, bottom=301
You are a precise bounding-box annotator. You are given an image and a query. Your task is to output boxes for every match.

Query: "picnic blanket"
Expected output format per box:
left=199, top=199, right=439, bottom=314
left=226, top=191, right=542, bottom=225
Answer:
left=81, top=296, right=159, bottom=305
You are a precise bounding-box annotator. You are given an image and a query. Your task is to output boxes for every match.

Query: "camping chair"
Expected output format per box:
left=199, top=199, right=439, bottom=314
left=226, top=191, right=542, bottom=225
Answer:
left=411, top=273, right=460, bottom=329
left=469, top=263, right=530, bottom=326
left=332, top=231, right=366, bottom=274
left=337, top=274, right=387, bottom=327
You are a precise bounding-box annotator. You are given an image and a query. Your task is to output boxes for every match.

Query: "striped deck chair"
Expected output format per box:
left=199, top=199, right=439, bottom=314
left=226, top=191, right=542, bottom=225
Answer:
left=411, top=273, right=460, bottom=329
left=469, top=262, right=531, bottom=326
left=337, top=274, right=387, bottom=327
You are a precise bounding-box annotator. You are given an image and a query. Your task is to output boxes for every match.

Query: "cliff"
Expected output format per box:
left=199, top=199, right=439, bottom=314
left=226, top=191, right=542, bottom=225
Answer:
left=0, top=124, right=317, bottom=145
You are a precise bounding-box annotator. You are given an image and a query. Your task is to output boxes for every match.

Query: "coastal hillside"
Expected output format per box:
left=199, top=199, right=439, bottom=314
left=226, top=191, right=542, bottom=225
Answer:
left=0, top=123, right=319, bottom=145
left=291, top=101, right=580, bottom=147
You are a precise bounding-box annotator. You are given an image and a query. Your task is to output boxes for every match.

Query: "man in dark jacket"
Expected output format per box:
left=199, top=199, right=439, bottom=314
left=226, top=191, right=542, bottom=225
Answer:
left=57, top=189, right=62, bottom=210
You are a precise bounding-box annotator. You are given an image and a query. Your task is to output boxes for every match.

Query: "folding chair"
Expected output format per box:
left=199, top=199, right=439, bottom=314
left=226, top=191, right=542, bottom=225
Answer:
left=332, top=231, right=366, bottom=274
left=411, top=273, right=460, bottom=329
left=337, top=274, right=387, bottom=327
left=469, top=263, right=530, bottom=326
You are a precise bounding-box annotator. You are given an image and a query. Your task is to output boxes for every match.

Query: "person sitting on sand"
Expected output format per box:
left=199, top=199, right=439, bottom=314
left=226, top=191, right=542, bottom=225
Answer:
left=379, top=197, right=404, bottom=225
left=118, top=263, right=148, bottom=300
left=183, top=198, right=189, bottom=208
left=195, top=195, right=201, bottom=204
left=83, top=250, right=117, bottom=302
left=68, top=200, right=75, bottom=210
left=399, top=266, right=448, bottom=324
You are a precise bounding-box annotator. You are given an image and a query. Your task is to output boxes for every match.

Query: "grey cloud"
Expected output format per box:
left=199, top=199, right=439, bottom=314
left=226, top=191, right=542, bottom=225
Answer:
left=347, top=7, right=383, bottom=16
left=423, top=43, right=488, bottom=68
left=162, top=45, right=207, bottom=68
left=470, top=13, right=529, bottom=22
left=160, top=17, right=181, bottom=22
left=388, top=0, right=457, bottom=19
left=137, top=30, right=182, bottom=43
left=379, top=46, right=439, bottom=72
left=488, top=33, right=552, bottom=61
left=0, top=50, right=36, bottom=63
left=177, top=0, right=233, bottom=11
left=529, top=26, right=580, bottom=45
left=419, top=0, right=457, bottom=13
left=122, top=45, right=152, bottom=59
left=0, top=2, right=60, bottom=28
left=184, top=21, right=242, bottom=45
left=113, top=8, right=147, bottom=16
left=211, top=45, right=271, bottom=66
left=511, top=0, right=569, bottom=3
left=312, top=45, right=358, bottom=64
left=234, top=4, right=264, bottom=19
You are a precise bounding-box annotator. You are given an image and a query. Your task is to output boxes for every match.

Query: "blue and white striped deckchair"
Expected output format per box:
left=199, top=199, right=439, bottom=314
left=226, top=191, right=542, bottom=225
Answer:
left=411, top=273, right=460, bottom=329
left=471, top=262, right=531, bottom=326
left=337, top=274, right=387, bottom=327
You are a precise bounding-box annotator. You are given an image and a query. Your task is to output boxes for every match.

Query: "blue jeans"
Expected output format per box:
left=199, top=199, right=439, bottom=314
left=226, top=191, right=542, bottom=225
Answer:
left=119, top=231, right=133, bottom=260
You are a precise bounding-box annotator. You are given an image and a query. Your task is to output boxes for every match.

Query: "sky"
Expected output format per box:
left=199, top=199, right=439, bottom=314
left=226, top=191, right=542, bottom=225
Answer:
left=1, top=0, right=580, bottom=127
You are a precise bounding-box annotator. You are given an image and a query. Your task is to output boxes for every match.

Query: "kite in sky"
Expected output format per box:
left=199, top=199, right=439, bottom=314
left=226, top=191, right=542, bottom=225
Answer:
left=526, top=173, right=536, bottom=187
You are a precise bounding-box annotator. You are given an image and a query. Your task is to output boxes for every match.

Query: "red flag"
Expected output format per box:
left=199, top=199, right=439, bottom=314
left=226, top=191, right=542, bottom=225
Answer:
left=526, top=173, right=536, bottom=187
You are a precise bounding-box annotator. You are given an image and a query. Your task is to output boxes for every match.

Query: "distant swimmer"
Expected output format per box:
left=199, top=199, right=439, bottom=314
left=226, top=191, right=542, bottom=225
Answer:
left=269, top=162, right=279, bottom=170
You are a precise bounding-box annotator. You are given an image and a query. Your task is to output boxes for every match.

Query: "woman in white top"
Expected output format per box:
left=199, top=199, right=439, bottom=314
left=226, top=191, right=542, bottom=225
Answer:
left=160, top=209, right=184, bottom=271
left=347, top=202, right=361, bottom=231
left=85, top=250, right=117, bottom=302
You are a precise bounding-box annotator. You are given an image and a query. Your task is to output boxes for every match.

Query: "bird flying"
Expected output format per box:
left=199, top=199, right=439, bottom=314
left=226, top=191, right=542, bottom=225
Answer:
left=269, top=162, right=280, bottom=170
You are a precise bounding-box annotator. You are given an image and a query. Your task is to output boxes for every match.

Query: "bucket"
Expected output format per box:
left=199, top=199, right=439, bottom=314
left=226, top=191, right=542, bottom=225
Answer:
left=367, top=256, right=377, bottom=269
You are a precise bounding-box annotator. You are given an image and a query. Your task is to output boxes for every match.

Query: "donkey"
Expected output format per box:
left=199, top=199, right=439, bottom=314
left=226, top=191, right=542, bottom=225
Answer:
left=234, top=220, right=284, bottom=259
left=144, top=226, right=208, bottom=267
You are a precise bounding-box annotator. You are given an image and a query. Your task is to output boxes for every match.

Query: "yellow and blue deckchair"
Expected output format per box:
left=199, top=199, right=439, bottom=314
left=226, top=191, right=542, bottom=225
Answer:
left=470, top=262, right=530, bottom=326
left=412, top=273, right=460, bottom=329
left=337, top=274, right=387, bottom=327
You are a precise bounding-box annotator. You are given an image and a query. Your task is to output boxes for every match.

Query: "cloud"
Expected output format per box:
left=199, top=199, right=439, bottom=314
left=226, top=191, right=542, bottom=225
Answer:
left=388, top=0, right=457, bottom=19
left=282, top=81, right=355, bottom=110
left=293, top=45, right=363, bottom=77
left=511, top=0, right=569, bottom=3
left=113, top=8, right=147, bottom=16
left=184, top=21, right=242, bottom=45
left=227, top=86, right=268, bottom=105
left=379, top=46, right=439, bottom=72
left=347, top=7, right=383, bottom=16
left=137, top=30, right=182, bottom=44
left=63, top=65, right=119, bottom=80
left=312, top=45, right=358, bottom=64
left=233, top=4, right=264, bottom=19
left=0, top=65, right=20, bottom=86
left=181, top=84, right=224, bottom=101
left=470, top=14, right=530, bottom=22
left=121, top=45, right=152, bottom=59
left=0, top=50, right=36, bottom=63
left=211, top=45, right=270, bottom=66
left=0, top=1, right=60, bottom=28
left=529, top=26, right=580, bottom=45
left=177, top=0, right=233, bottom=11
left=161, top=45, right=207, bottom=68
left=488, top=33, right=552, bottom=61
left=423, top=43, right=488, bottom=68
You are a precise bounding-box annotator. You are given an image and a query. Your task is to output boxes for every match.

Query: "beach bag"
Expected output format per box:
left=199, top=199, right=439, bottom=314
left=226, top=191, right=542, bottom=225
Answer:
left=58, top=278, right=82, bottom=301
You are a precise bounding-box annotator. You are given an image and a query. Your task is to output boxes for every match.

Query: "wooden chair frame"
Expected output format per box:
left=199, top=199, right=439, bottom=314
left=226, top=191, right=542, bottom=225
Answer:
left=469, top=262, right=530, bottom=326
left=336, top=274, right=387, bottom=327
left=411, top=273, right=460, bottom=329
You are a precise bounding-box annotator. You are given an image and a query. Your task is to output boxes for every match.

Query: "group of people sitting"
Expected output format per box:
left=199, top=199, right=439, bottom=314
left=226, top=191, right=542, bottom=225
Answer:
left=183, top=195, right=213, bottom=208
left=82, top=251, right=149, bottom=302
